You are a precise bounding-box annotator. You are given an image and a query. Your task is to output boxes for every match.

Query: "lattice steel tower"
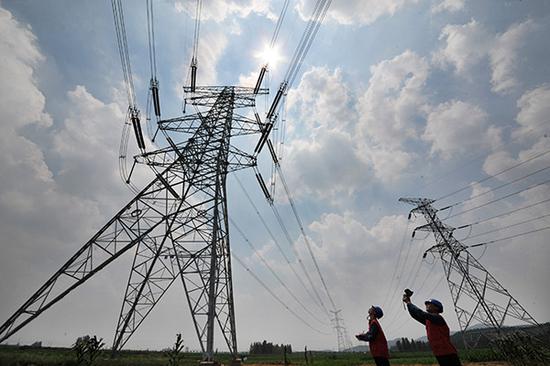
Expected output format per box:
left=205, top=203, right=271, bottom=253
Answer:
left=0, top=86, right=267, bottom=364
left=330, top=309, right=352, bottom=352
left=400, top=197, right=539, bottom=347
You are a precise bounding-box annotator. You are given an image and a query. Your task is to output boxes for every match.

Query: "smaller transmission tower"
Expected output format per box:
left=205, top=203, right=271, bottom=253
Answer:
left=400, top=197, right=539, bottom=348
left=330, top=309, right=352, bottom=352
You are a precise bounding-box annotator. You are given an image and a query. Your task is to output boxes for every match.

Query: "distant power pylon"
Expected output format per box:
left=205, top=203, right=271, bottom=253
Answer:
left=330, top=309, right=353, bottom=352
left=400, top=197, right=539, bottom=348
left=0, top=86, right=267, bottom=364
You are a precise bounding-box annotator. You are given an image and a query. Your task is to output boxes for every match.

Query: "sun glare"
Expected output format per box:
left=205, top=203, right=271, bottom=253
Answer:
left=255, top=44, right=283, bottom=69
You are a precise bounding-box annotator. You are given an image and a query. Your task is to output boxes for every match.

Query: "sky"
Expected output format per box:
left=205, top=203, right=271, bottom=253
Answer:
left=0, top=0, right=549, bottom=354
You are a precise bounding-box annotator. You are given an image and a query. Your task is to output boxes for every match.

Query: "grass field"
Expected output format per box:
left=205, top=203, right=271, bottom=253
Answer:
left=0, top=345, right=504, bottom=366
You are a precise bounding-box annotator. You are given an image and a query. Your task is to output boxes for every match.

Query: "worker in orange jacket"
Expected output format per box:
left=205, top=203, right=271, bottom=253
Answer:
left=403, top=294, right=461, bottom=366
left=356, top=305, right=390, bottom=366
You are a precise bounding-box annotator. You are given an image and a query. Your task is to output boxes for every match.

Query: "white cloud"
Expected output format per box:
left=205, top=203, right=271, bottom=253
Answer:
left=422, top=100, right=500, bottom=159
left=291, top=212, right=412, bottom=329
left=490, top=19, right=536, bottom=94
left=433, top=19, right=492, bottom=75
left=431, top=0, right=465, bottom=14
left=514, top=84, right=550, bottom=139
left=434, top=18, right=538, bottom=94
left=296, top=0, right=418, bottom=26
left=0, top=8, right=51, bottom=130
left=357, top=50, right=429, bottom=148
left=0, top=7, right=54, bottom=206
left=361, top=145, right=414, bottom=183
left=174, top=0, right=276, bottom=22
left=196, top=30, right=228, bottom=86
left=51, top=86, right=134, bottom=203
left=287, top=66, right=356, bottom=131
left=175, top=28, right=229, bottom=90
left=283, top=129, right=369, bottom=201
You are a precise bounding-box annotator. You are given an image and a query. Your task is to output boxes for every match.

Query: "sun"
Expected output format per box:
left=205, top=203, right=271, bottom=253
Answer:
left=255, top=44, right=283, bottom=69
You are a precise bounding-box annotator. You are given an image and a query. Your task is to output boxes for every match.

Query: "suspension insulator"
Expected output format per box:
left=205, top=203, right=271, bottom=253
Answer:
left=255, top=172, right=273, bottom=203
left=254, top=112, right=262, bottom=127
left=190, top=60, right=197, bottom=93
left=131, top=112, right=146, bottom=150
left=266, top=83, right=286, bottom=120
left=151, top=79, right=161, bottom=117
left=254, top=65, right=267, bottom=95
left=267, top=139, right=278, bottom=164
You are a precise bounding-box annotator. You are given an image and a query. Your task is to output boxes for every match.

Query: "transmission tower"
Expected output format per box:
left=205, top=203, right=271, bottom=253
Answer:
left=0, top=86, right=267, bottom=364
left=399, top=197, right=540, bottom=348
left=330, top=309, right=352, bottom=351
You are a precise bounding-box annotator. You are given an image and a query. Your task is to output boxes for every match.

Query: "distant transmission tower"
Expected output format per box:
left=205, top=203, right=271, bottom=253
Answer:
left=399, top=197, right=540, bottom=347
left=330, top=309, right=352, bottom=351
left=0, top=86, right=267, bottom=365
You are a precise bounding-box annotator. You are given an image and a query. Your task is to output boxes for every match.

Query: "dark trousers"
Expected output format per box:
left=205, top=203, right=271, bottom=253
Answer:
left=435, top=353, right=461, bottom=366
left=373, top=357, right=390, bottom=366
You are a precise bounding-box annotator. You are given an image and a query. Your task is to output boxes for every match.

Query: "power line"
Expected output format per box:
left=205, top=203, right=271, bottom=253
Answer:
left=276, top=164, right=338, bottom=312
left=462, top=213, right=550, bottom=241
left=231, top=253, right=331, bottom=335
left=435, top=147, right=550, bottom=202
left=452, top=196, right=550, bottom=231
left=270, top=0, right=290, bottom=49
left=270, top=199, right=331, bottom=317
left=416, top=128, right=547, bottom=199
left=466, top=225, right=550, bottom=249
left=438, top=164, right=550, bottom=212
left=381, top=220, right=412, bottom=308
left=233, top=175, right=325, bottom=317
left=444, top=177, right=550, bottom=220
left=229, top=217, right=329, bottom=326
left=111, top=0, right=136, bottom=107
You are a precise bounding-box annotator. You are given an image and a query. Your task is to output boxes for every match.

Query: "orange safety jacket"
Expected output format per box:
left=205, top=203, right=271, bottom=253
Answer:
left=426, top=318, right=458, bottom=356
left=369, top=318, right=390, bottom=359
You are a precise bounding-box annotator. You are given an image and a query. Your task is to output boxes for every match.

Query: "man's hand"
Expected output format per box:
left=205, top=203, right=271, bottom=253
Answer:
left=402, top=294, right=411, bottom=304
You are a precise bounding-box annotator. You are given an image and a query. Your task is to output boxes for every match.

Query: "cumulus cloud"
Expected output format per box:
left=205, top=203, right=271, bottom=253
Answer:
left=431, top=0, right=465, bottom=14
left=51, top=86, right=134, bottom=203
left=289, top=212, right=411, bottom=329
left=173, top=0, right=276, bottom=22
left=0, top=8, right=145, bottom=345
left=287, top=66, right=356, bottom=131
left=434, top=18, right=538, bottom=94
left=176, top=28, right=228, bottom=90
left=283, top=51, right=430, bottom=189
left=422, top=100, right=501, bottom=159
left=360, top=145, right=414, bottom=183
left=197, top=30, right=229, bottom=85
left=282, top=129, right=369, bottom=201
left=433, top=19, right=492, bottom=74
left=357, top=50, right=429, bottom=148
left=482, top=86, right=550, bottom=182
left=513, top=84, right=550, bottom=140
left=296, top=0, right=418, bottom=26
left=489, top=20, right=537, bottom=94
left=0, top=7, right=54, bottom=213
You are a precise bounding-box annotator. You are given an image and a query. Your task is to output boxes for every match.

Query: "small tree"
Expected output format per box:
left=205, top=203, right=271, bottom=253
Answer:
left=165, top=333, right=185, bottom=366
left=73, top=335, right=104, bottom=366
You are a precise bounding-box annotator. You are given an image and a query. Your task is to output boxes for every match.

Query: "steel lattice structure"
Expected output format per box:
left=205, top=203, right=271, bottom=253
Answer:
left=330, top=309, right=352, bottom=352
left=0, top=86, right=267, bottom=363
left=399, top=197, right=539, bottom=348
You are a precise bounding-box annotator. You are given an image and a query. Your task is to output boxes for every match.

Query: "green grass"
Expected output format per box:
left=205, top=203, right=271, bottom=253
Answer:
left=0, top=346, right=500, bottom=366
